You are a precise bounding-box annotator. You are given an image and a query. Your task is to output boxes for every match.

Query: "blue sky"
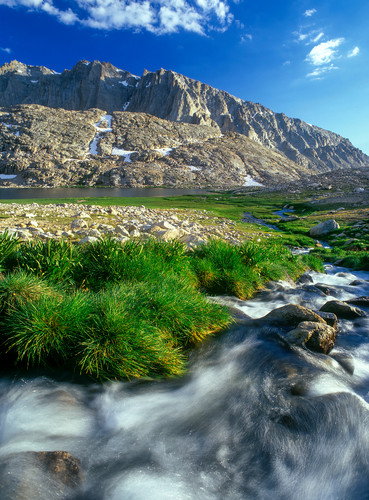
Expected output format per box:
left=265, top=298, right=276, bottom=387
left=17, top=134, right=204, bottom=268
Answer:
left=0, top=0, right=368, bottom=155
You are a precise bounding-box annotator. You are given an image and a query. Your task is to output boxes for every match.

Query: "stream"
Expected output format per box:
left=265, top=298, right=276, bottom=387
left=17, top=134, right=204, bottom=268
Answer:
left=0, top=265, right=369, bottom=499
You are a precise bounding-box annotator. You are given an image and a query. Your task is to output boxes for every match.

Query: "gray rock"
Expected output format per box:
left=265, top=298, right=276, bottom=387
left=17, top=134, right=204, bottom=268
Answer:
left=71, top=218, right=88, bottom=230
left=262, top=304, right=327, bottom=328
left=78, top=236, right=99, bottom=244
left=320, top=300, right=367, bottom=319
left=309, top=219, right=340, bottom=237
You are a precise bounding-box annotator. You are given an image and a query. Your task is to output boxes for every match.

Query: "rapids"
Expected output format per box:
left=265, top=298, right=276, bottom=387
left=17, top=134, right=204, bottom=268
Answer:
left=0, top=265, right=369, bottom=499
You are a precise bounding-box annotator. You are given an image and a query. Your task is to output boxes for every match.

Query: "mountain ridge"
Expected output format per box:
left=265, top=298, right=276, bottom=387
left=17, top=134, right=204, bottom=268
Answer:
left=0, top=59, right=368, bottom=187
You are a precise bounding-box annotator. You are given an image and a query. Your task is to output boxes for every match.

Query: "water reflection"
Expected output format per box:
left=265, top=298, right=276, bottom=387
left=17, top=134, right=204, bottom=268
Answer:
left=0, top=187, right=213, bottom=200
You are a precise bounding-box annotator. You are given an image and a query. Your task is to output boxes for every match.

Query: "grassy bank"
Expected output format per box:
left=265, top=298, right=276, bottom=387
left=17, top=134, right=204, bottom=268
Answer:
left=0, top=234, right=322, bottom=381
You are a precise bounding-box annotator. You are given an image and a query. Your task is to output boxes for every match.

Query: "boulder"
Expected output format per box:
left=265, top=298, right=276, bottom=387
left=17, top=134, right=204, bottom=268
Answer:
left=285, top=321, right=336, bottom=354
left=71, top=218, right=88, bottom=230
left=78, top=236, right=99, bottom=244
left=262, top=304, right=327, bottom=328
left=320, top=300, right=367, bottom=319
left=309, top=219, right=340, bottom=237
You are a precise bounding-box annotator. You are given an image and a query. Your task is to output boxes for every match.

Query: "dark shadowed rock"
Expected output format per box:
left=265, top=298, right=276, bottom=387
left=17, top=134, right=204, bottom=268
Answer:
left=262, top=304, right=327, bottom=328
left=320, top=300, right=367, bottom=319
left=296, top=273, right=314, bottom=285
left=0, top=451, right=82, bottom=500
left=314, top=284, right=340, bottom=296
left=313, top=310, right=338, bottom=329
left=349, top=280, right=368, bottom=286
left=285, top=321, right=336, bottom=354
left=347, top=296, right=369, bottom=307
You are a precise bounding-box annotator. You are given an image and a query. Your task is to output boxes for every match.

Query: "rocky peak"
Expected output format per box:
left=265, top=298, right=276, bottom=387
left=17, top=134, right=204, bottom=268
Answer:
left=0, top=60, right=56, bottom=76
left=0, top=59, right=368, bottom=174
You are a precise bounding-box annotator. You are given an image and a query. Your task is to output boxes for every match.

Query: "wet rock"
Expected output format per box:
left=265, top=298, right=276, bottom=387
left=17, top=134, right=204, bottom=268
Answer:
left=349, top=280, right=368, bottom=287
left=320, top=300, right=367, bottom=319
left=330, top=351, right=355, bottom=375
left=0, top=451, right=82, bottom=500
left=262, top=304, right=327, bottom=328
left=309, top=219, right=340, bottom=237
left=285, top=321, right=336, bottom=354
left=296, top=273, right=314, bottom=285
left=314, top=284, right=339, bottom=296
left=302, top=285, right=327, bottom=296
left=346, top=296, right=369, bottom=307
left=313, top=310, right=338, bottom=329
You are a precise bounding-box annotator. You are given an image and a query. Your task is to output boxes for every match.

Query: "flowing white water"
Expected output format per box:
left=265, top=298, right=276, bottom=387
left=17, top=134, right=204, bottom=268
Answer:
left=0, top=265, right=369, bottom=499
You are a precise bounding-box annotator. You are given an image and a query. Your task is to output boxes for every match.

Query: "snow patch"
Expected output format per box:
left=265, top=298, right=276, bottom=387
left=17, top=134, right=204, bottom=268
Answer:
left=89, top=115, right=113, bottom=155
left=123, top=102, right=130, bottom=111
left=154, top=147, right=172, bottom=156
left=111, top=148, right=137, bottom=162
left=132, top=75, right=141, bottom=80
left=0, top=174, right=17, bottom=180
left=243, top=175, right=264, bottom=187
left=146, top=82, right=151, bottom=88
left=188, top=166, right=201, bottom=172
left=119, top=81, right=129, bottom=87
left=30, top=80, right=38, bottom=83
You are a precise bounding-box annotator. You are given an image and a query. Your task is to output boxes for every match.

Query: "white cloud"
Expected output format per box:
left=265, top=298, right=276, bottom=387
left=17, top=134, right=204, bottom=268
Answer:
left=293, top=29, right=324, bottom=45
left=0, top=47, right=12, bottom=53
left=307, top=64, right=338, bottom=79
left=304, top=8, right=317, bottom=17
left=240, top=33, right=252, bottom=42
left=306, top=38, right=344, bottom=65
left=347, top=46, right=360, bottom=58
left=0, top=0, right=233, bottom=34
left=312, top=32, right=324, bottom=43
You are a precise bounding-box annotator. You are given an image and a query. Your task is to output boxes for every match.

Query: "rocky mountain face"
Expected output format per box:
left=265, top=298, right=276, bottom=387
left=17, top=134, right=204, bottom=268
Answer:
left=0, top=59, right=368, bottom=188
left=0, top=105, right=313, bottom=188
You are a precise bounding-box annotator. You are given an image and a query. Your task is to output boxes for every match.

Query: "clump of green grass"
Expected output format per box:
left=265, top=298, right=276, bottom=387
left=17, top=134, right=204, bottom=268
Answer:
left=190, top=240, right=263, bottom=299
left=4, top=292, right=93, bottom=368
left=311, top=248, right=369, bottom=271
left=0, top=271, right=58, bottom=316
left=76, top=287, right=186, bottom=380
left=78, top=237, right=195, bottom=291
left=189, top=239, right=317, bottom=299
left=0, top=230, right=19, bottom=272
left=16, top=239, right=82, bottom=286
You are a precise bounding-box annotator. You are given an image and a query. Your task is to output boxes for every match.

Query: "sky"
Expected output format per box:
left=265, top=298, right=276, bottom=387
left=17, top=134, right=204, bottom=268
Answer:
left=0, top=0, right=368, bottom=155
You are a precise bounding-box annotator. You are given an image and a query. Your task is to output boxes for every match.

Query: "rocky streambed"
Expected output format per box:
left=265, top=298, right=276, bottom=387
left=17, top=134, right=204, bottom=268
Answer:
left=0, top=264, right=368, bottom=499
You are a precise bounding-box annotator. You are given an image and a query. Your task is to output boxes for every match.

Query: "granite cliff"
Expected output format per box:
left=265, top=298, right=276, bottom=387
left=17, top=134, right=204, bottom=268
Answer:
left=0, top=59, right=368, bottom=188
left=0, top=105, right=309, bottom=188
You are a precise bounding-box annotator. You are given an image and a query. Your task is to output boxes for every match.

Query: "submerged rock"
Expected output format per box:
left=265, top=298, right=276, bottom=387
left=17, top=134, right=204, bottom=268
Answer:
left=0, top=451, right=82, bottom=500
